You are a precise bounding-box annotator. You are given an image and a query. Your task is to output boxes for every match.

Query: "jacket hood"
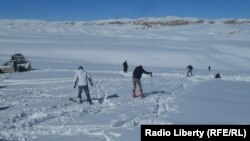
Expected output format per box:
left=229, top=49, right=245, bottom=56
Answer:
left=76, top=69, right=85, bottom=73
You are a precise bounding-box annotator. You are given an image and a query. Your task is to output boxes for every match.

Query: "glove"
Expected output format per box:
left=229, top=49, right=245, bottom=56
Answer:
left=74, top=85, right=76, bottom=88
left=90, top=82, right=93, bottom=87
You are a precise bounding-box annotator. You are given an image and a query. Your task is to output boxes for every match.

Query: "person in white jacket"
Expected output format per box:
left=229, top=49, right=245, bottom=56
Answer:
left=74, top=66, right=93, bottom=104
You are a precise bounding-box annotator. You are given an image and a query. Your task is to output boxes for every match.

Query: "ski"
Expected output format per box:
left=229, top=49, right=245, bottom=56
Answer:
left=69, top=98, right=93, bottom=104
left=69, top=94, right=119, bottom=104
left=132, top=95, right=145, bottom=98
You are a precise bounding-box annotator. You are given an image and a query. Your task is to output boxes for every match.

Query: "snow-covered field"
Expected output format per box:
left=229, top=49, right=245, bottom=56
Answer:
left=0, top=17, right=250, bottom=141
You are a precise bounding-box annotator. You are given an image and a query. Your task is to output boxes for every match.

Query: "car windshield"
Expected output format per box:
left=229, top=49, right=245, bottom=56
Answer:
left=4, top=61, right=13, bottom=66
left=19, top=60, right=27, bottom=63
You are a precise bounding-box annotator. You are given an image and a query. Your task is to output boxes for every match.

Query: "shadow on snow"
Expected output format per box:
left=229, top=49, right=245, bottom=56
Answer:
left=144, top=91, right=171, bottom=97
left=0, top=106, right=11, bottom=111
left=0, top=86, right=8, bottom=89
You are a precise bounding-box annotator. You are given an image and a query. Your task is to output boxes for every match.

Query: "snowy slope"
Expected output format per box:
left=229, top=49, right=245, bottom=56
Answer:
left=0, top=18, right=250, bottom=72
left=0, top=17, right=250, bottom=141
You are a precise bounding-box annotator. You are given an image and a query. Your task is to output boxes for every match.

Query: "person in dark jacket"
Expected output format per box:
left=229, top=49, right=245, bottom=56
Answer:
left=132, top=65, right=152, bottom=97
left=208, top=65, right=211, bottom=72
left=13, top=60, right=18, bottom=72
left=123, top=60, right=128, bottom=73
left=186, top=65, right=193, bottom=77
left=215, top=73, right=221, bottom=79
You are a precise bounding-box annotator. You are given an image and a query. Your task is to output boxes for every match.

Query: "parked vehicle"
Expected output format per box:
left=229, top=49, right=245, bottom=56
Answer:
left=4, top=59, right=31, bottom=72
left=0, top=53, right=32, bottom=73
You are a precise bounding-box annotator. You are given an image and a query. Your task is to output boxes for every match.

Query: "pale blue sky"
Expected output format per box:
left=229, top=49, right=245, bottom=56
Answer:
left=0, top=0, right=249, bottom=21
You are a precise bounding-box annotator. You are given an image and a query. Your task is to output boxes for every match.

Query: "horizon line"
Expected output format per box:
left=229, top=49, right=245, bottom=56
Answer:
left=0, top=16, right=250, bottom=22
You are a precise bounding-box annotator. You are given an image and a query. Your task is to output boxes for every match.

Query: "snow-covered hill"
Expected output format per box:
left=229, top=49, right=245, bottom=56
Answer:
left=0, top=17, right=250, bottom=36
left=1, top=17, right=250, bottom=72
left=0, top=17, right=250, bottom=141
left=1, top=17, right=250, bottom=31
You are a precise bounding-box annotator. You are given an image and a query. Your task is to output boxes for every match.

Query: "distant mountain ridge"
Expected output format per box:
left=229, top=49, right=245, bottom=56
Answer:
left=95, top=17, right=250, bottom=27
left=1, top=17, right=250, bottom=27
left=0, top=17, right=249, bottom=34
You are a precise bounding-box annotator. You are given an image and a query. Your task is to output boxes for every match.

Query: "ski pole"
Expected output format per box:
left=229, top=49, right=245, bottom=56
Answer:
left=151, top=75, right=153, bottom=88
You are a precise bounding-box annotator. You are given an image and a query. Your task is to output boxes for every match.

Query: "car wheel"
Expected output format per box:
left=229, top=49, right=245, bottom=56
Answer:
left=19, top=67, right=26, bottom=72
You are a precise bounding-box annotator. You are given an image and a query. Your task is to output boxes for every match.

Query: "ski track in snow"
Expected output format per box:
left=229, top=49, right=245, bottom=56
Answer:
left=0, top=70, right=250, bottom=141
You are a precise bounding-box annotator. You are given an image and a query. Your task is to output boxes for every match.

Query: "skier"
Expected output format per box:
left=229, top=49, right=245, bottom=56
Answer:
left=208, top=65, right=211, bottom=72
left=215, top=73, right=221, bottom=79
left=123, top=60, right=128, bottom=73
left=132, top=65, right=152, bottom=97
left=186, top=65, right=193, bottom=77
left=74, top=66, right=93, bottom=104
left=13, top=60, right=18, bottom=72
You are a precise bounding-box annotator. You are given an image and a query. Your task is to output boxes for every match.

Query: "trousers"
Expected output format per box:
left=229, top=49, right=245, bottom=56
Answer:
left=132, top=78, right=143, bottom=92
left=78, top=85, right=91, bottom=102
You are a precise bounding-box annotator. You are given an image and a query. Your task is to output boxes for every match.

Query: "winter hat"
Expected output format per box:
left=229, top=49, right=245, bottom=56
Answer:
left=78, top=66, right=83, bottom=70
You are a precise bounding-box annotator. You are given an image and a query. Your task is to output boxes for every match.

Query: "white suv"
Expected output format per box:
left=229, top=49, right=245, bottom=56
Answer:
left=6, top=59, right=31, bottom=71
left=0, top=54, right=32, bottom=73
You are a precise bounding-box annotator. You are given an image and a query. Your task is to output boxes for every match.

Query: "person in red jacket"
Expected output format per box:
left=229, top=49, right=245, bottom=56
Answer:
left=132, top=65, right=152, bottom=97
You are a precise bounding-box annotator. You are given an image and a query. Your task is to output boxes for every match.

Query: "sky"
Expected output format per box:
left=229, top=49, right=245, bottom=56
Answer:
left=0, top=0, right=249, bottom=21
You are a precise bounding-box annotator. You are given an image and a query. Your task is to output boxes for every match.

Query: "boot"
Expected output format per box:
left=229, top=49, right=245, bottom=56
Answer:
left=78, top=98, right=83, bottom=103
left=132, top=90, right=137, bottom=97
left=88, top=100, right=93, bottom=105
left=139, top=90, right=144, bottom=97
